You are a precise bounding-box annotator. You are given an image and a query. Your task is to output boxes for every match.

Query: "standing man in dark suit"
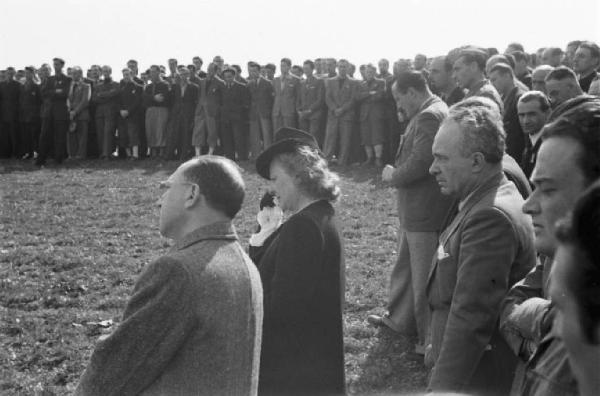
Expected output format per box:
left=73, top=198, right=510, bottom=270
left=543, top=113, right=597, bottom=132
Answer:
left=221, top=67, right=250, bottom=161
left=247, top=62, right=274, bottom=160
left=297, top=60, right=325, bottom=138
left=272, top=58, right=300, bottom=131
left=19, top=66, right=41, bottom=159
left=323, top=59, right=357, bottom=165
left=167, top=67, right=199, bottom=160
left=36, top=58, right=72, bottom=166
left=489, top=63, right=529, bottom=163
left=426, top=99, right=536, bottom=395
left=75, top=156, right=263, bottom=396
left=92, top=65, right=120, bottom=159
left=118, top=68, right=143, bottom=159
left=0, top=67, right=22, bottom=158
left=369, top=71, right=453, bottom=355
left=67, top=67, right=91, bottom=159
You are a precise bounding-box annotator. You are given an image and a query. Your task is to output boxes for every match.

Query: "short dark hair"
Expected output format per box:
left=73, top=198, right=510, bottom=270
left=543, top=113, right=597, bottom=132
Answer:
left=511, top=50, right=529, bottom=63
left=52, top=57, right=65, bottom=66
left=542, top=96, right=600, bottom=183
left=394, top=71, right=428, bottom=93
left=231, top=64, right=242, bottom=73
left=567, top=40, right=582, bottom=49
left=193, top=56, right=203, bottom=63
left=182, top=156, right=245, bottom=219
left=507, top=42, right=525, bottom=52
left=280, top=58, right=292, bottom=67
left=518, top=91, right=551, bottom=112
left=248, top=62, right=260, bottom=70
left=546, top=47, right=564, bottom=57
left=303, top=60, right=315, bottom=70
left=490, top=63, right=515, bottom=78
left=265, top=63, right=276, bottom=71
left=458, top=47, right=488, bottom=71
left=577, top=41, right=600, bottom=60
left=545, top=66, right=578, bottom=82
left=447, top=97, right=506, bottom=163
left=127, top=59, right=138, bottom=65
left=555, top=180, right=600, bottom=344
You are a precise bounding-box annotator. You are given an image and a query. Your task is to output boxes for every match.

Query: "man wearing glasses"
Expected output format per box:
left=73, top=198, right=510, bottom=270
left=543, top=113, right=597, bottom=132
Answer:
left=75, top=156, right=264, bottom=396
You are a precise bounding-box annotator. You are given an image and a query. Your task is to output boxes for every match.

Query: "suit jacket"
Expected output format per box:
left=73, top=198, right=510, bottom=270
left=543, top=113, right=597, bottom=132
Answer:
left=0, top=79, right=21, bottom=122
left=143, top=80, right=171, bottom=109
left=427, top=173, right=536, bottom=395
left=203, top=77, right=223, bottom=118
left=390, top=96, right=453, bottom=231
left=465, top=79, right=504, bottom=115
left=92, top=78, right=120, bottom=118
left=503, top=85, right=528, bottom=163
left=75, top=221, right=263, bottom=396
left=19, top=81, right=41, bottom=123
left=356, top=77, right=386, bottom=121
left=68, top=81, right=91, bottom=121
left=325, top=76, right=357, bottom=121
left=297, top=75, right=325, bottom=121
left=247, top=77, right=274, bottom=121
left=119, top=81, right=143, bottom=117
left=272, top=74, right=300, bottom=117
left=251, top=200, right=346, bottom=395
left=221, top=81, right=249, bottom=122
left=42, top=73, right=72, bottom=121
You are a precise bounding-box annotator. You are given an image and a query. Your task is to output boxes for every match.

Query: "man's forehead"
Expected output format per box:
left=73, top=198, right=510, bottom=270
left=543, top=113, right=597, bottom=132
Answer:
left=533, top=137, right=582, bottom=181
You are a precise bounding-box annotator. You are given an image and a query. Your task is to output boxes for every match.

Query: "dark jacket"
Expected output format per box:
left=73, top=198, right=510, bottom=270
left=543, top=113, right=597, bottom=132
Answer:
left=204, top=77, right=223, bottom=118
left=75, top=222, right=264, bottom=396
left=390, top=96, right=453, bottom=231
left=19, top=81, right=41, bottom=123
left=248, top=77, right=274, bottom=121
left=251, top=200, right=345, bottom=396
left=465, top=79, right=504, bottom=114
left=503, top=85, right=529, bottom=163
left=356, top=78, right=386, bottom=121
left=143, top=80, right=171, bottom=108
left=43, top=73, right=72, bottom=121
left=297, top=75, right=325, bottom=121
left=0, top=79, right=21, bottom=122
left=119, top=81, right=143, bottom=117
left=221, top=81, right=249, bottom=122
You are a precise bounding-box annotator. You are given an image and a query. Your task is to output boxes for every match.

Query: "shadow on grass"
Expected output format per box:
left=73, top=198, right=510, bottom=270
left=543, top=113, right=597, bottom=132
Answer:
left=348, top=326, right=428, bottom=395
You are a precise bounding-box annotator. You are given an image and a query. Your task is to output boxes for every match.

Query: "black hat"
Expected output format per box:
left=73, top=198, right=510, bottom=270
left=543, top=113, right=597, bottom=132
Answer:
left=256, top=127, right=320, bottom=179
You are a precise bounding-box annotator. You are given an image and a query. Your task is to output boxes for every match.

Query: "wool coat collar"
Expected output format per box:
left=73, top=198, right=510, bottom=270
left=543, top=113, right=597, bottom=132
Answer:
left=173, top=221, right=238, bottom=251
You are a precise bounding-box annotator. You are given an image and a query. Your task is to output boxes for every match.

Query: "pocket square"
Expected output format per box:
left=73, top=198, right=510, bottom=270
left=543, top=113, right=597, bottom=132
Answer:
left=437, top=244, right=449, bottom=260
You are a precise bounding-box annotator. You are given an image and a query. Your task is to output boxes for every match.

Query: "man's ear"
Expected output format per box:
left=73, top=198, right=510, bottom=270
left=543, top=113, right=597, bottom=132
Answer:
left=184, top=184, right=202, bottom=209
left=471, top=152, right=486, bottom=173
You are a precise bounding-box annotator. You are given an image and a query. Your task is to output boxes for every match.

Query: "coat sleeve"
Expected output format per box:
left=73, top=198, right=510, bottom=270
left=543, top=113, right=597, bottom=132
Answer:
left=499, top=259, right=552, bottom=360
left=389, top=112, right=440, bottom=187
left=73, top=85, right=90, bottom=115
left=429, top=208, right=519, bottom=392
left=267, top=216, right=324, bottom=326
left=74, top=257, right=197, bottom=396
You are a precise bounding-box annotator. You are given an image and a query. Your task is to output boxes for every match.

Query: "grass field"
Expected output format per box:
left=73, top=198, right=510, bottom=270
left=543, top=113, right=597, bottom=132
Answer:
left=0, top=158, right=427, bottom=395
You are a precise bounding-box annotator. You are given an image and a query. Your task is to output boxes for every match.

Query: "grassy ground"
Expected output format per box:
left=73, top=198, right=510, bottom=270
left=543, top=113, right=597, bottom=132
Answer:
left=0, top=158, right=427, bottom=395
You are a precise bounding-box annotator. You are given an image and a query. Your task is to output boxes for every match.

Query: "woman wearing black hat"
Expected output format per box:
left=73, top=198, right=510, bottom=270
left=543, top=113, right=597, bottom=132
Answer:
left=253, top=127, right=346, bottom=395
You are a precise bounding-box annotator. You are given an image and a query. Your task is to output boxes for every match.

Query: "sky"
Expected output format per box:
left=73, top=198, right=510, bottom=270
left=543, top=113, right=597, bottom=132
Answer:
left=1, top=0, right=599, bottom=74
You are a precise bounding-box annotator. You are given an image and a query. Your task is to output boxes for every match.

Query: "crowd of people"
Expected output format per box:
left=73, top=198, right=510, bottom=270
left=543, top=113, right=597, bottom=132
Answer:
left=1, top=39, right=598, bottom=169
left=6, top=39, right=600, bottom=396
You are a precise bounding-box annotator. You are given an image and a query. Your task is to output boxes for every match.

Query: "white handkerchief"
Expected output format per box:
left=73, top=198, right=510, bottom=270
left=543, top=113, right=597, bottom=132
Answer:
left=437, top=244, right=449, bottom=260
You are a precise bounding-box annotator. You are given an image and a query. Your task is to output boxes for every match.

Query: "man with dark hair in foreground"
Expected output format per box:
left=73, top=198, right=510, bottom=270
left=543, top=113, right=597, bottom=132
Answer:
left=75, top=156, right=263, bottom=396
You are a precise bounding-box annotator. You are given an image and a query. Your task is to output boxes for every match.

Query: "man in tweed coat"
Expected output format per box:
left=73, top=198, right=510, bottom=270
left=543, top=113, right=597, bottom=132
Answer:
left=75, top=156, right=263, bottom=396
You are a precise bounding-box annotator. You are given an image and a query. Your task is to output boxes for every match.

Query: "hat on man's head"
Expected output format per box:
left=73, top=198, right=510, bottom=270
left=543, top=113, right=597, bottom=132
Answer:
left=256, top=127, right=320, bottom=179
left=25, top=66, right=35, bottom=72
